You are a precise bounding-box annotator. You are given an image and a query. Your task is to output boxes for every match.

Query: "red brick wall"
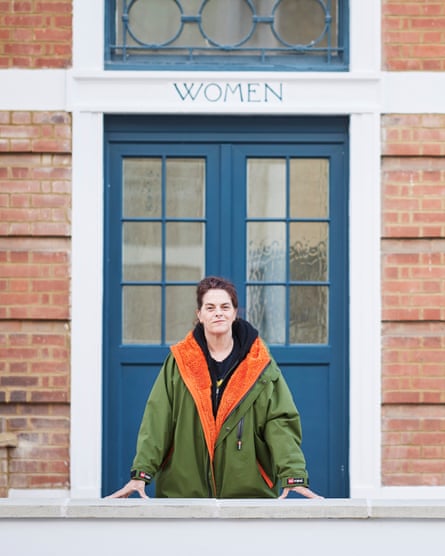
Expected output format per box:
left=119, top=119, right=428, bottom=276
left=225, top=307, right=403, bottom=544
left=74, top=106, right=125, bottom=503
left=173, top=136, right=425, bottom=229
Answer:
left=0, top=0, right=72, bottom=69
left=382, top=2, right=445, bottom=486
left=0, top=111, right=71, bottom=496
left=381, top=114, right=445, bottom=486
left=382, top=0, right=445, bottom=71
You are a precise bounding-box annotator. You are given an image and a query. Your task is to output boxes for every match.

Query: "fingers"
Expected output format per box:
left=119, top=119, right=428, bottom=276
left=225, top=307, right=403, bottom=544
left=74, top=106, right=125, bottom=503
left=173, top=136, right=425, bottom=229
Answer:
left=136, top=487, right=149, bottom=499
left=278, top=488, right=290, bottom=499
left=293, top=486, right=324, bottom=498
left=105, top=480, right=149, bottom=499
left=279, top=486, right=324, bottom=499
left=105, top=487, right=130, bottom=499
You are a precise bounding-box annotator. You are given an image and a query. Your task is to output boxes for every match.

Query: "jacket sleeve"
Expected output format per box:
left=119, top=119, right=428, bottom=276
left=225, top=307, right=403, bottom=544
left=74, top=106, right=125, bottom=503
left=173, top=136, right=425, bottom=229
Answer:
left=262, top=366, right=310, bottom=488
left=130, top=353, right=177, bottom=483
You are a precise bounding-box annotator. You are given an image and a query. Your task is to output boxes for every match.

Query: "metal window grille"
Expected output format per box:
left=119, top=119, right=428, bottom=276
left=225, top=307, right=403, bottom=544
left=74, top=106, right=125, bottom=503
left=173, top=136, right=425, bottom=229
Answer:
left=106, top=0, right=348, bottom=70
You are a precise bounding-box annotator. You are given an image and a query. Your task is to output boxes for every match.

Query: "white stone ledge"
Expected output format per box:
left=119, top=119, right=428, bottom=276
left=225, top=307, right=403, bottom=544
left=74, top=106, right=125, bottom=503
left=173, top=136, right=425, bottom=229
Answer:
left=2, top=499, right=445, bottom=556
left=1, top=498, right=445, bottom=520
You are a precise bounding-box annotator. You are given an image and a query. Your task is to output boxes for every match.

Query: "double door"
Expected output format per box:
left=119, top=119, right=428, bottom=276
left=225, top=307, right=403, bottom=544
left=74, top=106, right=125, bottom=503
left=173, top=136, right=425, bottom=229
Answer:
left=102, top=115, right=349, bottom=497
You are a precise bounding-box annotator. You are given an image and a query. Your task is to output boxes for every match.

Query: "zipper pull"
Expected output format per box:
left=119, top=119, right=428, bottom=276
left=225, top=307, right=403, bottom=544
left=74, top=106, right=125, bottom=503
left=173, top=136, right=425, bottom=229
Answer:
left=237, top=418, right=244, bottom=450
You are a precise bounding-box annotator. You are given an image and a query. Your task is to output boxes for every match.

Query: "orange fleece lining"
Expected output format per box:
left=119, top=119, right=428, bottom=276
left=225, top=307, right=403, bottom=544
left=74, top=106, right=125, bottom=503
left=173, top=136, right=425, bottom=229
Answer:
left=171, top=331, right=270, bottom=461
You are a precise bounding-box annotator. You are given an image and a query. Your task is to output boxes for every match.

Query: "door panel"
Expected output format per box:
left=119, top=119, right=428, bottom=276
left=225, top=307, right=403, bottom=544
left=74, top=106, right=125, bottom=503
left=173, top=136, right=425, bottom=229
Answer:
left=281, top=365, right=331, bottom=492
left=103, top=115, right=349, bottom=498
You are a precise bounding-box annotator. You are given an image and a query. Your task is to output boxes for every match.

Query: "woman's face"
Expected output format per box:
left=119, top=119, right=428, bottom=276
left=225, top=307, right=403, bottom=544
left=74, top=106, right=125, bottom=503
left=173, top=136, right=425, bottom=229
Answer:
left=197, top=289, right=237, bottom=337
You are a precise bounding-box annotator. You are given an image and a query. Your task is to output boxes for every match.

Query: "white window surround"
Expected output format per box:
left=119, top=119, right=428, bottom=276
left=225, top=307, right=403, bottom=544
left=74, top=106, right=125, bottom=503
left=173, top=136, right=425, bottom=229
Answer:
left=1, top=0, right=445, bottom=499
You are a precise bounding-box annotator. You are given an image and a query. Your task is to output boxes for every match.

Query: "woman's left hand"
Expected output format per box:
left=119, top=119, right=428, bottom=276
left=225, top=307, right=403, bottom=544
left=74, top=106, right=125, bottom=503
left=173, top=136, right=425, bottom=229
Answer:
left=279, top=486, right=324, bottom=499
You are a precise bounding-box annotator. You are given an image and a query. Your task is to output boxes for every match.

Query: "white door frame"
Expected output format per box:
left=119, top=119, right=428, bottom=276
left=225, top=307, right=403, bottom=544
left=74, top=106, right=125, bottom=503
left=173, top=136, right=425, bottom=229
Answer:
left=64, top=0, right=445, bottom=499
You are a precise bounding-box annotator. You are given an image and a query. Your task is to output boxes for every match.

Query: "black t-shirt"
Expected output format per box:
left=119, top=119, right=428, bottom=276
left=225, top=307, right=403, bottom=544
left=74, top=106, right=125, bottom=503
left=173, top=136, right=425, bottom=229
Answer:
left=209, top=334, right=241, bottom=384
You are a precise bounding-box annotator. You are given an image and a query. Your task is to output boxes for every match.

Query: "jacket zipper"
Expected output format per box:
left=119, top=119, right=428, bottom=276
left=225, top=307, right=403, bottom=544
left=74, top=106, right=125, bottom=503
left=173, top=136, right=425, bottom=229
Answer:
left=237, top=417, right=244, bottom=450
left=217, top=367, right=269, bottom=446
left=214, top=365, right=270, bottom=493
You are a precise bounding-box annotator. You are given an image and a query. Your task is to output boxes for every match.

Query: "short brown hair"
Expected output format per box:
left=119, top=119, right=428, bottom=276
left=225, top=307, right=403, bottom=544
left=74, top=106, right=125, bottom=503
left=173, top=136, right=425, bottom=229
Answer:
left=196, top=276, right=238, bottom=310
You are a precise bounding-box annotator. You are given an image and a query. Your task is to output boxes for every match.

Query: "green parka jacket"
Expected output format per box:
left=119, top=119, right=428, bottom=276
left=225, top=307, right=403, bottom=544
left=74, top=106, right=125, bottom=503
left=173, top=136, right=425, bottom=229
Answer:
left=131, top=325, right=309, bottom=498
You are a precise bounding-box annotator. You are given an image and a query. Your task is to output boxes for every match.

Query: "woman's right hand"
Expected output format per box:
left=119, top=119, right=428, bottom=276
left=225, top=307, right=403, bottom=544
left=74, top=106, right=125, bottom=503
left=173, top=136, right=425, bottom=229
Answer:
left=106, top=479, right=149, bottom=499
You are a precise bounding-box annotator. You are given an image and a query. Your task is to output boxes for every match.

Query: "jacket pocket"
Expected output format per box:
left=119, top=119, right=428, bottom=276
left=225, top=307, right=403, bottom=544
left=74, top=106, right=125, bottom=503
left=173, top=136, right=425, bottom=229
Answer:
left=253, top=431, right=275, bottom=489
left=256, top=460, right=274, bottom=489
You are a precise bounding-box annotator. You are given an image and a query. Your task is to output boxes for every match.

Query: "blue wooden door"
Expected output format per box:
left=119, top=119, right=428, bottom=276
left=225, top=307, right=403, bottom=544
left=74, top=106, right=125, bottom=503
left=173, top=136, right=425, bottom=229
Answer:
left=103, top=116, right=349, bottom=498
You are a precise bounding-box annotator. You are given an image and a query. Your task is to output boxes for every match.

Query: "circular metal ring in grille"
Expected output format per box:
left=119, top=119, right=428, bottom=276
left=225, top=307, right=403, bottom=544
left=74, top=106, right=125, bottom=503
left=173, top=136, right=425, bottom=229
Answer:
left=123, top=0, right=184, bottom=48
left=199, top=0, right=256, bottom=49
left=271, top=0, right=331, bottom=48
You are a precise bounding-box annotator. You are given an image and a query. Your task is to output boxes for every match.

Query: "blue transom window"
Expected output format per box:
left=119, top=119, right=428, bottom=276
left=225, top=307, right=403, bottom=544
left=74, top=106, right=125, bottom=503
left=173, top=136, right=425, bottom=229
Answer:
left=105, top=0, right=349, bottom=71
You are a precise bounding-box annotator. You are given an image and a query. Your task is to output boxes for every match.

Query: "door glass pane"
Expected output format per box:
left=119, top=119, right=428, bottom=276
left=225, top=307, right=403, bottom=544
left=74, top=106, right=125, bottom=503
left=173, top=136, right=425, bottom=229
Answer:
left=166, top=222, right=205, bottom=281
left=165, top=285, right=197, bottom=344
left=247, top=285, right=285, bottom=344
left=246, top=156, right=330, bottom=345
left=290, top=222, right=328, bottom=281
left=166, top=158, right=205, bottom=218
left=290, top=285, right=328, bottom=344
left=123, top=158, right=162, bottom=218
left=123, top=222, right=162, bottom=282
left=247, top=222, right=286, bottom=282
left=247, top=159, right=286, bottom=218
left=122, top=155, right=206, bottom=345
left=290, top=158, right=329, bottom=218
left=123, top=286, right=161, bottom=344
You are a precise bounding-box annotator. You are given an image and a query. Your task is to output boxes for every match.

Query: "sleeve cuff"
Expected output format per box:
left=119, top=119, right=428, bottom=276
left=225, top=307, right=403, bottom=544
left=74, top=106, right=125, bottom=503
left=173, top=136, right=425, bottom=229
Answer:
left=130, top=469, right=153, bottom=484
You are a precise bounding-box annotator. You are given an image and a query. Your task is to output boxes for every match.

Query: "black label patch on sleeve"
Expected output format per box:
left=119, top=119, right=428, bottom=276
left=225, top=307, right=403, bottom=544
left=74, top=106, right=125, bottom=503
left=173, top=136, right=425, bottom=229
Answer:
left=286, top=477, right=305, bottom=486
left=131, top=470, right=152, bottom=482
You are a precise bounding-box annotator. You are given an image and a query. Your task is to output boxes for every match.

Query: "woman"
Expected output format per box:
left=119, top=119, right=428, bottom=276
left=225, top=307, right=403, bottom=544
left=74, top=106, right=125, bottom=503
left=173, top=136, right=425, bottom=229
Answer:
left=109, top=276, right=321, bottom=499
